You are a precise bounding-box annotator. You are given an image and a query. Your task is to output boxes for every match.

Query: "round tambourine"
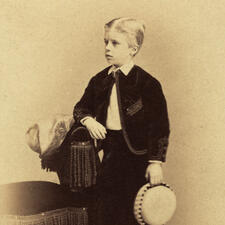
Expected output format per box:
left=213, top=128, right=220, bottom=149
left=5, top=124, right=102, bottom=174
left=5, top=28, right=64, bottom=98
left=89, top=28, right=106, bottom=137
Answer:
left=134, top=183, right=176, bottom=225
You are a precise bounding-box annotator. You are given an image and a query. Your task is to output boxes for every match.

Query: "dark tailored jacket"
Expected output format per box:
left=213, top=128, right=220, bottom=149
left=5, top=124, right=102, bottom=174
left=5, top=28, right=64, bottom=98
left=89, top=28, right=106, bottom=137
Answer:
left=73, top=65, right=170, bottom=162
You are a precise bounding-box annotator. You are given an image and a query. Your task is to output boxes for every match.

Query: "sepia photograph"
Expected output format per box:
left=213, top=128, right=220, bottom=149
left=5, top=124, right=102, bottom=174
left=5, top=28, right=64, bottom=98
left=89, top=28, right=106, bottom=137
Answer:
left=0, top=1, right=224, bottom=225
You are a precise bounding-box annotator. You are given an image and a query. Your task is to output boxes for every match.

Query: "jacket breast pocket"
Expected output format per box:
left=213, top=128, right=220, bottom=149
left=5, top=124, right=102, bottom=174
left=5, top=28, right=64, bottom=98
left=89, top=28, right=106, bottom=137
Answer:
left=126, top=98, right=143, bottom=117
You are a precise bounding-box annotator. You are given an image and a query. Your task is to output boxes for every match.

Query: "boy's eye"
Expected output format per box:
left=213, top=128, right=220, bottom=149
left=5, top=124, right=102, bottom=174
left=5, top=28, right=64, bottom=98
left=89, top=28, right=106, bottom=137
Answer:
left=104, top=39, right=120, bottom=46
left=112, top=40, right=119, bottom=46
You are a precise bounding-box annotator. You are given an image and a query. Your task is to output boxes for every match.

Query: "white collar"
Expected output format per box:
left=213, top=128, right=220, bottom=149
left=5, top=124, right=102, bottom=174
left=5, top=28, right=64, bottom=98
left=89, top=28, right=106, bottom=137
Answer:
left=108, top=61, right=134, bottom=75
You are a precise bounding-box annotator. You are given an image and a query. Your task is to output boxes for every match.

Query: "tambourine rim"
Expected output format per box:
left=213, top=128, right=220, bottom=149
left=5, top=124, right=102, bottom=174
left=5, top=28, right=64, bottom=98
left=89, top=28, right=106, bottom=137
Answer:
left=134, top=183, right=176, bottom=225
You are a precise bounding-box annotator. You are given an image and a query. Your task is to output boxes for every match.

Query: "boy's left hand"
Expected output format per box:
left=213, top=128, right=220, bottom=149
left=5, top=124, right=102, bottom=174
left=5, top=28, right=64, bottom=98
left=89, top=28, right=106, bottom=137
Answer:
left=145, top=163, right=163, bottom=185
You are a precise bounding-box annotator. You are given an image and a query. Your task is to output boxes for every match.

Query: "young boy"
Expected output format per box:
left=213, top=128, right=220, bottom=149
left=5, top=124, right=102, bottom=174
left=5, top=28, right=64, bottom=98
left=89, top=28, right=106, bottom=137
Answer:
left=73, top=17, right=170, bottom=225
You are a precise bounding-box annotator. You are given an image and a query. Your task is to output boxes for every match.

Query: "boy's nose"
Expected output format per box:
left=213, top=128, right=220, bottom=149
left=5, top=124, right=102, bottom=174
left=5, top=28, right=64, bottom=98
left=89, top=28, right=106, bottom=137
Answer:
left=105, top=42, right=112, bottom=51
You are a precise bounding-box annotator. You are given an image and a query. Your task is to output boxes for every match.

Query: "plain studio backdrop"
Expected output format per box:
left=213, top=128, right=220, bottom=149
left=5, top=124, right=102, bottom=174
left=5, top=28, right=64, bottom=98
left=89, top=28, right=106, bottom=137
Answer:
left=0, top=1, right=224, bottom=224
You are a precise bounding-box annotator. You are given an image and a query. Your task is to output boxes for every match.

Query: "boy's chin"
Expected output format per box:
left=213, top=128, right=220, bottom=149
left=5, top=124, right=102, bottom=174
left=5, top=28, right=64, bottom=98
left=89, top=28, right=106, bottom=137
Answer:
left=106, top=59, right=115, bottom=66
left=105, top=57, right=113, bottom=62
left=105, top=58, right=122, bottom=67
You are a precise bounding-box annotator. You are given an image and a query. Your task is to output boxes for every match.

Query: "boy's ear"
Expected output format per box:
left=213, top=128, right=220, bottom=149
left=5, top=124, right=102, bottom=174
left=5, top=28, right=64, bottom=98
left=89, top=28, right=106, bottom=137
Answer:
left=130, top=46, right=138, bottom=56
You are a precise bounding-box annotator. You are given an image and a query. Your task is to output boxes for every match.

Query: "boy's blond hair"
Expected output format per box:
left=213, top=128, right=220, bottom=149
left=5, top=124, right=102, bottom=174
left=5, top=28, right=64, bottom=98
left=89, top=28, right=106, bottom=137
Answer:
left=104, top=17, right=146, bottom=55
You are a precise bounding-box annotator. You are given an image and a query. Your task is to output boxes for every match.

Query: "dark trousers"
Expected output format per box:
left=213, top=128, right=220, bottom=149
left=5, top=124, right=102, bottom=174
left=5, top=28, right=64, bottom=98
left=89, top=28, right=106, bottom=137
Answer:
left=89, top=130, right=148, bottom=225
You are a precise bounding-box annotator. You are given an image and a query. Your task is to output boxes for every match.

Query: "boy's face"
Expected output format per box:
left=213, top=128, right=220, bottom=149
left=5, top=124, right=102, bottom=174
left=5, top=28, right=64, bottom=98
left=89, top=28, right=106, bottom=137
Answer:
left=104, top=29, right=136, bottom=67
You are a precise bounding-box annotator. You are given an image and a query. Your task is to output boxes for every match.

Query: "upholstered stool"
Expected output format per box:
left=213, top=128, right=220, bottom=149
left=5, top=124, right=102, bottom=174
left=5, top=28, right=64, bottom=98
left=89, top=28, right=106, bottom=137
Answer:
left=0, top=181, right=90, bottom=225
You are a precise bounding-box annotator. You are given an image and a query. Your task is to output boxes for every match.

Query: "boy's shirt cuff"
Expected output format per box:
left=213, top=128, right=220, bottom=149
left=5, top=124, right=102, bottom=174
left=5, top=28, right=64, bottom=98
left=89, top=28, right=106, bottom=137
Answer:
left=80, top=116, right=93, bottom=125
left=148, top=160, right=163, bottom=164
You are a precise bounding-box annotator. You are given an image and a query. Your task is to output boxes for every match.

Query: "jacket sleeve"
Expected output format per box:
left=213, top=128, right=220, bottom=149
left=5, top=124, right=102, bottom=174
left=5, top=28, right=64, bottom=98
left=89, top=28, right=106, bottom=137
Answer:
left=142, top=79, right=170, bottom=162
left=73, top=77, right=96, bottom=123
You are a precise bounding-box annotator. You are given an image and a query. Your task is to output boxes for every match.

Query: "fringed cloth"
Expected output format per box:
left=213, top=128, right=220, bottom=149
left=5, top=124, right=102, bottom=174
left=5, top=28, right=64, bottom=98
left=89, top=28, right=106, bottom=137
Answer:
left=69, top=140, right=98, bottom=190
left=0, top=207, right=88, bottom=225
left=42, top=125, right=100, bottom=192
left=59, top=126, right=99, bottom=192
left=56, top=140, right=98, bottom=192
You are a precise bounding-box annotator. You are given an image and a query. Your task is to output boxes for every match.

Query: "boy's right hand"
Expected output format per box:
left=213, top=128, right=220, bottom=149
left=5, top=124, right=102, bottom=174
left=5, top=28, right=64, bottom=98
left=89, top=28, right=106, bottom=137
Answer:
left=83, top=117, right=107, bottom=140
